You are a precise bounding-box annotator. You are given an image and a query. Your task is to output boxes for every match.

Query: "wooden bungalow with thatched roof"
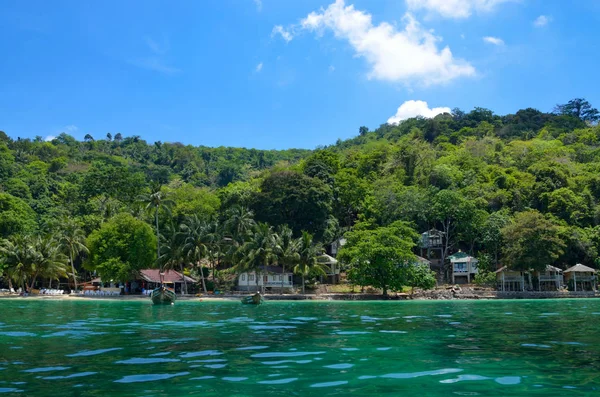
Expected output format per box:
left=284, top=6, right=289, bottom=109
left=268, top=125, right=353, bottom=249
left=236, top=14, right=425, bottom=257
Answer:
left=535, top=265, right=564, bottom=291
left=495, top=266, right=525, bottom=292
left=564, top=264, right=597, bottom=292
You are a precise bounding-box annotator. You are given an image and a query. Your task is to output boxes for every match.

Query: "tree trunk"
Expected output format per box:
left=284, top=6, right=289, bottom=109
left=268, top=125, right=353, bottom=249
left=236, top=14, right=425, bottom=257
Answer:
left=383, top=286, right=388, bottom=297
left=199, top=264, right=207, bottom=293
left=180, top=263, right=188, bottom=295
left=70, top=248, right=78, bottom=291
left=281, top=264, right=285, bottom=291
left=29, top=272, right=39, bottom=292
left=302, top=274, right=305, bottom=295
left=155, top=207, right=162, bottom=285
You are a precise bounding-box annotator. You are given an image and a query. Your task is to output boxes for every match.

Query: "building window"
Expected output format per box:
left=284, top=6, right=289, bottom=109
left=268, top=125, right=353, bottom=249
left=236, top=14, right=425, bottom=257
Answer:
left=241, top=274, right=246, bottom=281
left=249, top=274, right=255, bottom=282
left=279, top=275, right=283, bottom=281
left=454, top=262, right=466, bottom=272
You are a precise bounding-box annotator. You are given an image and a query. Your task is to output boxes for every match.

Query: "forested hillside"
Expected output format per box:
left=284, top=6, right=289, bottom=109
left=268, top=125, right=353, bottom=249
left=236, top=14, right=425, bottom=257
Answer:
left=1, top=98, right=600, bottom=292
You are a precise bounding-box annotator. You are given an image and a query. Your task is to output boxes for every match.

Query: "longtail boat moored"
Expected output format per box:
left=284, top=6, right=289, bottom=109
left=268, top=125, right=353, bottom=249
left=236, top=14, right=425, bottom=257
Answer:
left=151, top=284, right=177, bottom=305
left=242, top=292, right=263, bottom=305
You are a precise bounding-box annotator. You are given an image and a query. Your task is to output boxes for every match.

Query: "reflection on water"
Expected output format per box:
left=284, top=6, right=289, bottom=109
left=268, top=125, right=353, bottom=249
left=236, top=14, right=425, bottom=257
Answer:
left=1, top=299, right=600, bottom=396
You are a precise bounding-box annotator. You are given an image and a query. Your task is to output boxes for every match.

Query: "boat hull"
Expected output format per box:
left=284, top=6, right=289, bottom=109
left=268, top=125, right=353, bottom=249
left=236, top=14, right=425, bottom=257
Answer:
left=151, top=288, right=177, bottom=305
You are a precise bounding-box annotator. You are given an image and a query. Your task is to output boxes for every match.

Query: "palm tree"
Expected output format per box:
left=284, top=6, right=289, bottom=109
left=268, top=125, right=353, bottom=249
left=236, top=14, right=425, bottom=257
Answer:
left=181, top=215, right=211, bottom=293
left=237, top=223, right=278, bottom=294
left=295, top=231, right=326, bottom=294
left=159, top=222, right=186, bottom=294
left=224, top=205, right=256, bottom=244
left=0, top=236, right=35, bottom=292
left=275, top=225, right=299, bottom=291
left=138, top=182, right=174, bottom=284
left=33, top=234, right=69, bottom=291
left=58, top=219, right=89, bottom=291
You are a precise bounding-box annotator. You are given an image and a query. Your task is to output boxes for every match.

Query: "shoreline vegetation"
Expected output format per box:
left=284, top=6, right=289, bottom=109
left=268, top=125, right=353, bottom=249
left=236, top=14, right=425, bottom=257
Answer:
left=2, top=99, right=600, bottom=298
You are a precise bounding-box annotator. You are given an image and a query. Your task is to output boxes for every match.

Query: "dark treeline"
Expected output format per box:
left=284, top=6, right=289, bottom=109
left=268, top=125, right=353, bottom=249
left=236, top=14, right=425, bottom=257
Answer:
left=1, top=98, right=600, bottom=293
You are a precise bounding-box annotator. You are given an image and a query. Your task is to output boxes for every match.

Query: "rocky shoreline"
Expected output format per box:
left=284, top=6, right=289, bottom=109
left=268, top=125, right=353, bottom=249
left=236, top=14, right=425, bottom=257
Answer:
left=2, top=286, right=598, bottom=301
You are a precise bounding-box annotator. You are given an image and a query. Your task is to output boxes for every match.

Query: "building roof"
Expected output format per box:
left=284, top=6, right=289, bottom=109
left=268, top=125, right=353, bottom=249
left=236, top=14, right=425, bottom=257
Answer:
left=415, top=256, right=431, bottom=264
left=318, top=254, right=338, bottom=265
left=449, top=251, right=477, bottom=262
left=138, top=269, right=197, bottom=283
left=544, top=265, right=563, bottom=273
left=243, top=266, right=293, bottom=275
left=564, top=264, right=597, bottom=274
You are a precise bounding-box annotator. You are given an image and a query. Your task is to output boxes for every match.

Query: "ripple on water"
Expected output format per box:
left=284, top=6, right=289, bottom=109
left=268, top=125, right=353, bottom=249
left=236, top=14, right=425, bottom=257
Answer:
left=440, top=374, right=490, bottom=383
left=236, top=345, right=270, bottom=351
left=258, top=378, right=298, bottom=384
left=41, top=372, right=97, bottom=380
left=249, top=325, right=297, bottom=330
left=0, top=388, right=24, bottom=393
left=223, top=377, right=247, bottom=382
left=261, top=360, right=312, bottom=365
left=521, top=344, right=551, bottom=348
left=381, top=368, right=463, bottom=379
left=180, top=350, right=223, bottom=358
left=22, top=366, right=70, bottom=373
left=66, top=348, right=122, bottom=357
left=310, top=381, right=348, bottom=388
left=252, top=351, right=325, bottom=358
left=115, top=358, right=180, bottom=364
left=114, top=372, right=189, bottom=383
left=334, top=331, right=371, bottom=335
left=0, top=332, right=36, bottom=337
left=379, top=330, right=407, bottom=334
left=324, top=364, right=354, bottom=369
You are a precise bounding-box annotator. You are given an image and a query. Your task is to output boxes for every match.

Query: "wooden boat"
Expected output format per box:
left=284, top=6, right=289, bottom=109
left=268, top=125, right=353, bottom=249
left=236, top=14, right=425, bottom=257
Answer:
left=151, top=285, right=177, bottom=305
left=242, top=292, right=263, bottom=305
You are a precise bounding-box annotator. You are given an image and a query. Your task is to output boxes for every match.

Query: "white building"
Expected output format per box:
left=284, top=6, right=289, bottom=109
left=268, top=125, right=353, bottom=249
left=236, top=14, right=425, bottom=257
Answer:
left=449, top=252, right=479, bottom=284
left=237, top=266, right=294, bottom=292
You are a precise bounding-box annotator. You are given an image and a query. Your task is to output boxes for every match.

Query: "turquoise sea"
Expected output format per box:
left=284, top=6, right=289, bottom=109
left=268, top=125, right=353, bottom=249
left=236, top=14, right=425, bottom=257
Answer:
left=1, top=298, right=599, bottom=396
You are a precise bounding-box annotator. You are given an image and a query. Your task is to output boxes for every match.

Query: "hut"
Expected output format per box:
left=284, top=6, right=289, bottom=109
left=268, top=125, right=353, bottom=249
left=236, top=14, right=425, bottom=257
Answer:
left=564, top=264, right=597, bottom=292
left=138, top=269, right=197, bottom=295
left=318, top=254, right=340, bottom=284
left=237, top=266, right=294, bottom=292
left=448, top=251, right=478, bottom=284
left=495, top=266, right=525, bottom=292
left=535, top=265, right=563, bottom=291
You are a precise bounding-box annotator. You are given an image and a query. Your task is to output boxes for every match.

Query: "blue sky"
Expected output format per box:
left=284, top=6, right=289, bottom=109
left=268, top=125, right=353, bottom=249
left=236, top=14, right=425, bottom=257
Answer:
left=1, top=0, right=599, bottom=149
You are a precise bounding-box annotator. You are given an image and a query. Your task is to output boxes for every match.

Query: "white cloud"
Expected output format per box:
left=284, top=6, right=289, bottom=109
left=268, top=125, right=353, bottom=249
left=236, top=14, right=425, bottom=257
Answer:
left=483, top=36, right=504, bottom=45
left=64, top=125, right=78, bottom=133
left=533, top=15, right=551, bottom=27
left=406, top=0, right=515, bottom=19
left=272, top=25, right=294, bottom=42
left=329, top=65, right=335, bottom=72
left=254, top=0, right=262, bottom=11
left=256, top=62, right=263, bottom=72
left=387, top=100, right=451, bottom=124
left=274, top=0, right=475, bottom=86
left=44, top=135, right=56, bottom=142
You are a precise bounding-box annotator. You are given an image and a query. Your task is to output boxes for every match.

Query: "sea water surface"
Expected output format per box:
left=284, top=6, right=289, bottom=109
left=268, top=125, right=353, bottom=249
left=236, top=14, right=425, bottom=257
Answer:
left=1, top=298, right=600, bottom=396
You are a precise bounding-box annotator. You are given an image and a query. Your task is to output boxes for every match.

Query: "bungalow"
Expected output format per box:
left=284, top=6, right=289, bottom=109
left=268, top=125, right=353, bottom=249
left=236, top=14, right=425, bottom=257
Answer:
left=318, top=254, right=339, bottom=284
left=137, top=269, right=197, bottom=295
left=449, top=252, right=478, bottom=284
left=564, top=264, right=597, bottom=292
left=238, top=266, right=294, bottom=292
left=535, top=265, right=564, bottom=291
left=495, top=266, right=525, bottom=292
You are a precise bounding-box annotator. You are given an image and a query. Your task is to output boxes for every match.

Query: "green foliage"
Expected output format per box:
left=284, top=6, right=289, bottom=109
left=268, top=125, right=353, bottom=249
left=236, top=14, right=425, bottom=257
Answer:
left=86, top=213, right=157, bottom=282
left=252, top=171, right=333, bottom=239
left=406, top=264, right=437, bottom=291
left=0, top=193, right=36, bottom=238
left=501, top=210, right=566, bottom=272
left=339, top=221, right=418, bottom=296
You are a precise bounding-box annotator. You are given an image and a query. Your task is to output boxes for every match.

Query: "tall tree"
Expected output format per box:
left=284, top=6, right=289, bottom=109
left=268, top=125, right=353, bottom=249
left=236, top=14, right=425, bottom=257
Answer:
left=275, top=225, right=299, bottom=290
left=501, top=210, right=566, bottom=273
left=86, top=213, right=157, bottom=282
left=58, top=219, right=89, bottom=291
left=554, top=98, right=599, bottom=123
left=338, top=221, right=417, bottom=297
left=138, top=183, right=174, bottom=283
left=181, top=215, right=211, bottom=293
left=294, top=231, right=324, bottom=294
left=237, top=223, right=278, bottom=293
